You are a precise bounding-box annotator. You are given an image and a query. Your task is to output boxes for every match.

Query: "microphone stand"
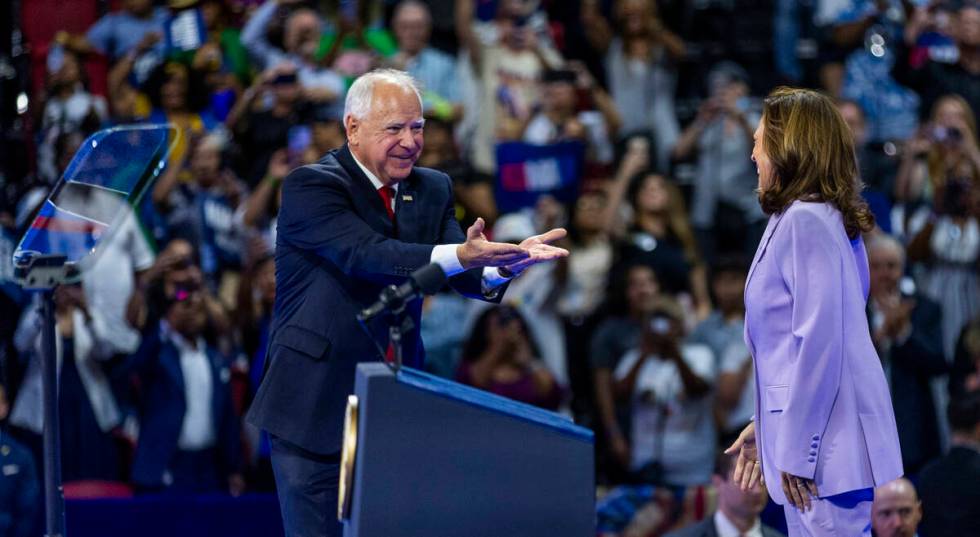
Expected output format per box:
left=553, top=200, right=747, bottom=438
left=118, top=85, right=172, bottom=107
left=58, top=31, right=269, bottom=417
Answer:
left=383, top=299, right=415, bottom=373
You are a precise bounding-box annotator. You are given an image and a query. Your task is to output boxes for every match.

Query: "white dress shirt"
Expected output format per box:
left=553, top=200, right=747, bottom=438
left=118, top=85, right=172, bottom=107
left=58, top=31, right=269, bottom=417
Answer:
left=714, top=510, right=763, bottom=537
left=165, top=324, right=216, bottom=451
left=350, top=152, right=511, bottom=290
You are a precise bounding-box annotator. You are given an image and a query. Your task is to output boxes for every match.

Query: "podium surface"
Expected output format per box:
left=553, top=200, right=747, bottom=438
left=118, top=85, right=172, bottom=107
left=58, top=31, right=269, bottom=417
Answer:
left=343, top=363, right=594, bottom=537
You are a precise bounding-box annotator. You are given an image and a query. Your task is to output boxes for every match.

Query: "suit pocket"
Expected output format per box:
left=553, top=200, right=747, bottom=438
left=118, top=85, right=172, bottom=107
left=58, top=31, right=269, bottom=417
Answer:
left=765, top=385, right=789, bottom=414
left=274, top=324, right=332, bottom=362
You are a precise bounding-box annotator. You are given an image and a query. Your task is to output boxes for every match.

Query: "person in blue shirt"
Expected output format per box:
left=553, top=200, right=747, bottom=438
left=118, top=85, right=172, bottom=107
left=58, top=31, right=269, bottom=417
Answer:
left=55, top=0, right=168, bottom=62
left=0, top=382, right=40, bottom=537
left=386, top=0, right=463, bottom=122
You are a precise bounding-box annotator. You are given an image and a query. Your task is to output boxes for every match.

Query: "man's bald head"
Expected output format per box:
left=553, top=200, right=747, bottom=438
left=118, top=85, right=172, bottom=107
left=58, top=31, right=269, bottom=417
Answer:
left=872, top=478, right=921, bottom=537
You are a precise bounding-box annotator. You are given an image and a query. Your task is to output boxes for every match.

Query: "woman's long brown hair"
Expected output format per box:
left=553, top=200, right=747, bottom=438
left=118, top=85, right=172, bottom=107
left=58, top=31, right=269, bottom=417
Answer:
left=758, top=87, right=875, bottom=239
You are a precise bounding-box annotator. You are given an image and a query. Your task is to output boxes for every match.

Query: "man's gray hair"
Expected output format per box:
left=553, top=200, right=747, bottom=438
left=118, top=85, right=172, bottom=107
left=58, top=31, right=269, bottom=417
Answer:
left=344, top=69, right=424, bottom=121
left=865, top=232, right=906, bottom=263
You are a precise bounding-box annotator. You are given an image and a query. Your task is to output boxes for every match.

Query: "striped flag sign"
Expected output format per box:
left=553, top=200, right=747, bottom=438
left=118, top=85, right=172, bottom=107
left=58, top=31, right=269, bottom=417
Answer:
left=494, top=141, right=584, bottom=213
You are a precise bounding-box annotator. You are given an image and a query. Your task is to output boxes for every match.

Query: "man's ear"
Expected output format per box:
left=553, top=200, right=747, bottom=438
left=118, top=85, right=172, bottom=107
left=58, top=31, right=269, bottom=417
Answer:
left=345, top=115, right=359, bottom=146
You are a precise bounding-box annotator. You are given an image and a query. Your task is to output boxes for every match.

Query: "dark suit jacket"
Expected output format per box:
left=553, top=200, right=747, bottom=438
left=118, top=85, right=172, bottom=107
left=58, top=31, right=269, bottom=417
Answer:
left=918, top=446, right=980, bottom=537
left=663, top=514, right=784, bottom=537
left=125, top=325, right=240, bottom=488
left=246, top=145, right=504, bottom=455
left=868, top=296, right=947, bottom=474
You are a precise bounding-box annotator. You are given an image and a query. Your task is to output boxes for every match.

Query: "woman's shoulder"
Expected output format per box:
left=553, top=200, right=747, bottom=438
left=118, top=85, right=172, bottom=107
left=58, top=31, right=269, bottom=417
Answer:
left=781, top=200, right=843, bottom=230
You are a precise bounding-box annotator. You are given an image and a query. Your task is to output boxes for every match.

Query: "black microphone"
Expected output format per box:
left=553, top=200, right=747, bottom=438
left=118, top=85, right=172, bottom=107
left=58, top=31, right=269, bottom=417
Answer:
left=357, top=263, right=447, bottom=322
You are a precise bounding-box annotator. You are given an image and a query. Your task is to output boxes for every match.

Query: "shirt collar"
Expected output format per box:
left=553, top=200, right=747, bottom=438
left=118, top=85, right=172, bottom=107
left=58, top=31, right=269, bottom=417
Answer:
left=350, top=149, right=398, bottom=193
left=714, top=510, right=762, bottom=537
left=160, top=320, right=206, bottom=355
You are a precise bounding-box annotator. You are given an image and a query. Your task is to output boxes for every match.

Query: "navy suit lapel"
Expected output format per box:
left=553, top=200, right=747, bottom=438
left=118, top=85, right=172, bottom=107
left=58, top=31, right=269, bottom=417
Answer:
left=335, top=145, right=396, bottom=237
left=160, top=339, right=186, bottom=393
left=394, top=174, right=421, bottom=243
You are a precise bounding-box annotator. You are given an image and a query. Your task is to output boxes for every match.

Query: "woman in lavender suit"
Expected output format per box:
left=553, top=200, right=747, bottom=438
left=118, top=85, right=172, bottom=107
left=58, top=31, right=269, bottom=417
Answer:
left=724, top=88, right=904, bottom=536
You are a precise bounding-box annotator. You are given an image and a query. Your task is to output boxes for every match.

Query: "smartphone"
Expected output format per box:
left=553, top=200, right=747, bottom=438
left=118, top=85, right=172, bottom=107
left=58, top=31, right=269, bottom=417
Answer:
left=287, top=125, right=312, bottom=166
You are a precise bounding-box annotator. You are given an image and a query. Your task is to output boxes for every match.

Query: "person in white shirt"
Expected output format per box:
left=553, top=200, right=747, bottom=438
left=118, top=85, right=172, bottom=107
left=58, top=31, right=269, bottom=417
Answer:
left=664, top=448, right=782, bottom=537
left=614, top=298, right=716, bottom=486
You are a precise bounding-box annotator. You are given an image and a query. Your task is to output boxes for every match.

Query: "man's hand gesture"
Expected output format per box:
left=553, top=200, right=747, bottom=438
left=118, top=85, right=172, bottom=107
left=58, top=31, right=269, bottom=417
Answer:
left=457, top=218, right=531, bottom=270
left=501, top=228, right=569, bottom=276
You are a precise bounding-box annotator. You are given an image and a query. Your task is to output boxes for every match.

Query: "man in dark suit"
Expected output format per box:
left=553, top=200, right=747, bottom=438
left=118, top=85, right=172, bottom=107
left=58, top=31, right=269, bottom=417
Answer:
left=246, top=69, right=568, bottom=537
left=664, top=449, right=783, bottom=537
left=866, top=234, right=947, bottom=475
left=918, top=389, right=980, bottom=537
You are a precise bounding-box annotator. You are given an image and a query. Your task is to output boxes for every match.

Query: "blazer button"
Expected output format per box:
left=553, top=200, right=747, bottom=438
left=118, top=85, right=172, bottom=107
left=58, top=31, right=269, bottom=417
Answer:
left=809, top=450, right=817, bottom=456
left=807, top=457, right=816, bottom=463
left=811, top=442, right=819, bottom=448
left=812, top=434, right=820, bottom=441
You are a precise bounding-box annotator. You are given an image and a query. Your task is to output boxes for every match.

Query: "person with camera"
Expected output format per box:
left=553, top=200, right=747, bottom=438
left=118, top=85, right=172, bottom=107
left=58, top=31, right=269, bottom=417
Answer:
left=867, top=233, right=947, bottom=476
left=123, top=259, right=243, bottom=495
left=612, top=298, right=715, bottom=487
left=899, top=95, right=980, bottom=359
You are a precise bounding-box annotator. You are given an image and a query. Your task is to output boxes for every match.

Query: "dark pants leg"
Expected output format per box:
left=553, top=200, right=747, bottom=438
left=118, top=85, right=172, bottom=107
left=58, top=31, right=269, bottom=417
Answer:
left=270, top=435, right=343, bottom=537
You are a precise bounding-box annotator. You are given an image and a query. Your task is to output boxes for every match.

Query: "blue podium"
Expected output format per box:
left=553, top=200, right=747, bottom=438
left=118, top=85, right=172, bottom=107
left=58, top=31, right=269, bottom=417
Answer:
left=339, top=364, right=595, bottom=537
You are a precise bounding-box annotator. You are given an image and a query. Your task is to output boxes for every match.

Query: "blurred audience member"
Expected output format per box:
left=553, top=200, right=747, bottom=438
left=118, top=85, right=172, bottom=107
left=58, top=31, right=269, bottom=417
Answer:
left=55, top=0, right=167, bottom=63
left=455, top=0, right=563, bottom=173
left=688, top=256, right=748, bottom=367
left=895, top=2, right=980, bottom=127
left=457, top=305, right=564, bottom=410
left=952, top=314, right=980, bottom=397
left=902, top=103, right=980, bottom=359
left=613, top=298, right=715, bottom=486
left=522, top=64, right=619, bottom=167
left=10, top=286, right=123, bottom=482
left=554, top=191, right=614, bottom=417
left=228, top=62, right=310, bottom=186
left=918, top=389, right=980, bottom=537
left=316, top=0, right=394, bottom=85
left=240, top=0, right=345, bottom=101
left=592, top=263, right=659, bottom=481
left=388, top=0, right=462, bottom=122
left=0, top=383, right=40, bottom=537
left=687, top=257, right=750, bottom=440
left=895, top=94, right=980, bottom=237
left=484, top=212, right=568, bottom=396
left=616, top=168, right=710, bottom=317
left=836, top=0, right=920, bottom=144
left=663, top=449, right=779, bottom=537
left=37, top=49, right=107, bottom=183
left=239, top=149, right=287, bottom=255
left=867, top=233, right=946, bottom=475
left=126, top=267, right=242, bottom=494
left=416, top=118, right=497, bottom=228
left=581, top=0, right=684, bottom=170
left=872, top=478, right=922, bottom=537
left=109, top=59, right=221, bottom=163
left=837, top=98, right=900, bottom=204
left=674, top=62, right=764, bottom=263
left=152, top=132, right=246, bottom=289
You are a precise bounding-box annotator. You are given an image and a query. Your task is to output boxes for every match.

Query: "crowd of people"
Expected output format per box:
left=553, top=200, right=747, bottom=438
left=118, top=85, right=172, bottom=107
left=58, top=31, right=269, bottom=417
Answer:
left=1, top=0, right=979, bottom=535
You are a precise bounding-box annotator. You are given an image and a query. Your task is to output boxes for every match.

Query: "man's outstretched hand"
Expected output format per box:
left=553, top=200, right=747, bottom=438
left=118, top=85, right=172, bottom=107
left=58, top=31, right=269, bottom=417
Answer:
left=456, top=218, right=569, bottom=274
left=501, top=227, right=569, bottom=276
left=457, top=218, right=531, bottom=270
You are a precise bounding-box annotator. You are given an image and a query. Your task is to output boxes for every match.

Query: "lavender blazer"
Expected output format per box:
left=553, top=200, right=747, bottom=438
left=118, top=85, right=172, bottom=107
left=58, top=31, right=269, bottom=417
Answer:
left=744, top=201, right=903, bottom=505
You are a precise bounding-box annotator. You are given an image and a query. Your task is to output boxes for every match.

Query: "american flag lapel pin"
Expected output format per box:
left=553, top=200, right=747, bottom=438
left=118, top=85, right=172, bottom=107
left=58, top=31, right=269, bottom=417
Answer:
left=401, top=194, right=413, bottom=202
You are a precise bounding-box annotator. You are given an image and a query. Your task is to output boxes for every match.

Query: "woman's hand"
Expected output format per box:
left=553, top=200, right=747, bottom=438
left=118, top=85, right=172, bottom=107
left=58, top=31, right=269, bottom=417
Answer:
left=724, top=421, right=761, bottom=491
left=781, top=471, right=819, bottom=511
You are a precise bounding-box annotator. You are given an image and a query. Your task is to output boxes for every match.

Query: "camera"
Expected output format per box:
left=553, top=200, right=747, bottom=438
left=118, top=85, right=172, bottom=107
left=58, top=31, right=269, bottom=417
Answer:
left=930, top=126, right=963, bottom=145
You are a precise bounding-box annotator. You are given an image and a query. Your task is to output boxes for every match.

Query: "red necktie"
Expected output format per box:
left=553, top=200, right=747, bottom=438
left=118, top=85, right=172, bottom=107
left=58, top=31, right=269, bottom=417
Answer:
left=377, top=186, right=395, bottom=221
left=378, top=186, right=397, bottom=363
